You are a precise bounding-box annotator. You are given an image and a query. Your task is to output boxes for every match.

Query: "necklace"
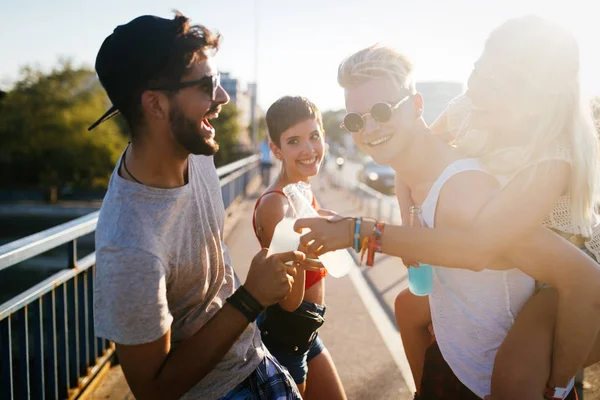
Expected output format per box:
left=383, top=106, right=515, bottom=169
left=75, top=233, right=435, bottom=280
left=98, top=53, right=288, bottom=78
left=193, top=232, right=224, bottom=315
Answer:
left=121, top=143, right=143, bottom=185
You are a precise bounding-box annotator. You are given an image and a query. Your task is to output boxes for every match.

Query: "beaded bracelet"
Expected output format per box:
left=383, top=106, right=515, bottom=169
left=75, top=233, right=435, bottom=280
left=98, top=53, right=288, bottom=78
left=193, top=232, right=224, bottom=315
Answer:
left=366, top=222, right=385, bottom=267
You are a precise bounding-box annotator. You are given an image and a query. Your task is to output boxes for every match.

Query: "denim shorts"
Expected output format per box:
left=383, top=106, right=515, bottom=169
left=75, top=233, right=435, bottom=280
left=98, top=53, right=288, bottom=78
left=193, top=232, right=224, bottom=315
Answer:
left=219, top=351, right=302, bottom=399
left=258, top=301, right=327, bottom=384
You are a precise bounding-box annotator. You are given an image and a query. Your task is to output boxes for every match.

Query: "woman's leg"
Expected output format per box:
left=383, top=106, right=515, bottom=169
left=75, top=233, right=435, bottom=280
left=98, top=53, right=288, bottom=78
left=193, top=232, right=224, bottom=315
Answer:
left=491, top=288, right=558, bottom=400
left=262, top=342, right=309, bottom=397
left=394, top=288, right=433, bottom=394
left=296, top=381, right=306, bottom=398
left=304, top=347, right=346, bottom=400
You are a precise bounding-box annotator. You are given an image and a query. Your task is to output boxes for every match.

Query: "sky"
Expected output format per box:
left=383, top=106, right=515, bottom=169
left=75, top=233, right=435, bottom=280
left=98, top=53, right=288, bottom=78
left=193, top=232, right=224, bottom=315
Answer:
left=1, top=0, right=599, bottom=111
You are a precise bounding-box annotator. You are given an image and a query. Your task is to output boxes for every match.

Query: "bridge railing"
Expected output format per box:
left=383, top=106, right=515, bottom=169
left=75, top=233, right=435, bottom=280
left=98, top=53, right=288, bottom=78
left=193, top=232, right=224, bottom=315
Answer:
left=327, top=163, right=400, bottom=224
left=0, top=154, right=259, bottom=400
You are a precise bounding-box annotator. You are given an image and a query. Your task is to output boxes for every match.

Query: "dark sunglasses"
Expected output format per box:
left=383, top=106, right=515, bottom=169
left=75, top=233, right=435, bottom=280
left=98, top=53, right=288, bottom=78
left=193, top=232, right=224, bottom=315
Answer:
left=341, top=95, right=412, bottom=133
left=150, top=74, right=221, bottom=100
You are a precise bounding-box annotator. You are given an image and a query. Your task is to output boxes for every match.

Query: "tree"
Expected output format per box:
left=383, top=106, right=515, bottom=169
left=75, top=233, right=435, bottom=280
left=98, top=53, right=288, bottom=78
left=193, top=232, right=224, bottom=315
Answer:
left=0, top=60, right=127, bottom=200
left=211, top=103, right=242, bottom=167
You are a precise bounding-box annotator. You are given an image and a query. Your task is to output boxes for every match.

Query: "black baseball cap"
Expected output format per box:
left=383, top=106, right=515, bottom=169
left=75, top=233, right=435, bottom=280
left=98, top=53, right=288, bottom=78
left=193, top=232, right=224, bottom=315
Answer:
left=88, top=15, right=179, bottom=131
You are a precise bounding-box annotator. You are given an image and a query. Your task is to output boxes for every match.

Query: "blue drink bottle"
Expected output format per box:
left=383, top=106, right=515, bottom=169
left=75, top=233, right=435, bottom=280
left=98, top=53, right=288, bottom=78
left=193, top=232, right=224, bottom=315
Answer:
left=407, top=206, right=433, bottom=296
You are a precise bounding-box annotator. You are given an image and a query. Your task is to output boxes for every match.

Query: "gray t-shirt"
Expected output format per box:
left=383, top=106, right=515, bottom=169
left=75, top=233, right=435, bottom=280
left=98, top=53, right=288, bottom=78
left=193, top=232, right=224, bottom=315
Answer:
left=94, top=154, right=264, bottom=399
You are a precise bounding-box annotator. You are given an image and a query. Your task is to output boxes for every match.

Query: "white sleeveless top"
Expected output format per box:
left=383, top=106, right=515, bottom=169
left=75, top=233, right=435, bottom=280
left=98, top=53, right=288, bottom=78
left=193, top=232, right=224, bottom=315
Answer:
left=421, top=158, right=536, bottom=398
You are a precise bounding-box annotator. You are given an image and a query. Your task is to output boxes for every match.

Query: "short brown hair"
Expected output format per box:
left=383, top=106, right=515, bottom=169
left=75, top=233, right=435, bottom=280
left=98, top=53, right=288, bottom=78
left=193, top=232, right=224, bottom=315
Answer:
left=265, top=96, right=323, bottom=146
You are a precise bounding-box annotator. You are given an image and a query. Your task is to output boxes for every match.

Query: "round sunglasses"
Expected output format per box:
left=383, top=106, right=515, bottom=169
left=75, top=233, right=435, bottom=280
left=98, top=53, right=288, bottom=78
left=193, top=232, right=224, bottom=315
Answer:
left=341, top=95, right=412, bottom=133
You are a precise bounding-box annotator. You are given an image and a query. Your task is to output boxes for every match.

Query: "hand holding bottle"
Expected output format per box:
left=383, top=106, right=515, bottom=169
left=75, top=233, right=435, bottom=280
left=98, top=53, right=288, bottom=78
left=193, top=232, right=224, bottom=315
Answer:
left=269, top=183, right=353, bottom=278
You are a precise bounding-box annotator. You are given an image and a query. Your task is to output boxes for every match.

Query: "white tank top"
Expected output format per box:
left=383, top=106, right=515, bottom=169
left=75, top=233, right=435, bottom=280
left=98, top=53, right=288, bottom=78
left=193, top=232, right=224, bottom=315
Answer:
left=421, top=158, right=536, bottom=398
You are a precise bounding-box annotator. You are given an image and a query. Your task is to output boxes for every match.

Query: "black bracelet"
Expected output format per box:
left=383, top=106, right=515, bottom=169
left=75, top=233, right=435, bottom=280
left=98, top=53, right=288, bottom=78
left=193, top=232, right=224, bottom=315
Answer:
left=226, top=286, right=265, bottom=322
left=238, top=285, right=265, bottom=313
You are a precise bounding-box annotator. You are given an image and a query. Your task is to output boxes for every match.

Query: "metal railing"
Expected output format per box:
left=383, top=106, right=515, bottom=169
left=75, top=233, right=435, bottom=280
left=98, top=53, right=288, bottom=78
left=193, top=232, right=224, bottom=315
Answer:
left=218, top=155, right=259, bottom=209
left=0, top=154, right=260, bottom=399
left=327, top=165, right=400, bottom=224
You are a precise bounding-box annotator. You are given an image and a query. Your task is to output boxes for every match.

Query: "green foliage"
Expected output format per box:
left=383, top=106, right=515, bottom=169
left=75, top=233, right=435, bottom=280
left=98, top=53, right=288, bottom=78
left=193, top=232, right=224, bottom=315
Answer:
left=211, top=103, right=242, bottom=167
left=0, top=60, right=127, bottom=192
left=0, top=59, right=248, bottom=197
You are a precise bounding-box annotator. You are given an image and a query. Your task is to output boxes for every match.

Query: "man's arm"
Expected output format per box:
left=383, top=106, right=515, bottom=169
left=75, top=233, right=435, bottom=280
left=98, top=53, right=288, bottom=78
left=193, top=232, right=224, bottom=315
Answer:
left=378, top=160, right=570, bottom=268
left=298, top=163, right=568, bottom=271
left=117, top=302, right=251, bottom=400
left=298, top=168, right=599, bottom=386
left=100, top=249, right=304, bottom=400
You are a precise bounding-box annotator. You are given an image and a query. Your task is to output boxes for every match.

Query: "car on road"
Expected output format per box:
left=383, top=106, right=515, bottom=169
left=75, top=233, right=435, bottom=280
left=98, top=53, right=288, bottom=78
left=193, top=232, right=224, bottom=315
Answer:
left=357, top=158, right=396, bottom=194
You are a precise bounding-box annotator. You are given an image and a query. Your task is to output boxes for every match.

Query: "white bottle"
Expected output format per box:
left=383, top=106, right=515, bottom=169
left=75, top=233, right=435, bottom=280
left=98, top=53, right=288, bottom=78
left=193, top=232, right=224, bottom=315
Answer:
left=281, top=183, right=353, bottom=278
left=266, top=217, right=301, bottom=258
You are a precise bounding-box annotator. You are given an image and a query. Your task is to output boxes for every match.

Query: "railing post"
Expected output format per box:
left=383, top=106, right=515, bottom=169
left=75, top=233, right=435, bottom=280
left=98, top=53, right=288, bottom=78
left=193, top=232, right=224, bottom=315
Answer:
left=68, top=239, right=77, bottom=268
left=31, top=298, right=45, bottom=400
left=17, top=307, right=30, bottom=399
left=44, top=291, right=59, bottom=400
left=67, top=278, right=79, bottom=390
left=87, top=268, right=97, bottom=363
left=56, top=284, right=70, bottom=399
left=78, top=272, right=89, bottom=377
left=1, top=316, right=14, bottom=400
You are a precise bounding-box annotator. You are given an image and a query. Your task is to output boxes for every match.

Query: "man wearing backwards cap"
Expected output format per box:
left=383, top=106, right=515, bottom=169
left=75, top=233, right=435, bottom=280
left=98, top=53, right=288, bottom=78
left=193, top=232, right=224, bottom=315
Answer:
left=92, top=12, right=307, bottom=400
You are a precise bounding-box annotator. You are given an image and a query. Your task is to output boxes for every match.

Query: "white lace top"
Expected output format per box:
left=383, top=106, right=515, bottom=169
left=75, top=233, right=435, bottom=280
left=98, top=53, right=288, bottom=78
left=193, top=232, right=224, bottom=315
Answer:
left=443, top=94, right=600, bottom=262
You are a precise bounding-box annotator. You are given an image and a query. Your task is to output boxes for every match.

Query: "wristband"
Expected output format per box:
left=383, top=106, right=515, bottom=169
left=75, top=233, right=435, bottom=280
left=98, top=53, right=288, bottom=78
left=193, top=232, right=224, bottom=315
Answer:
left=354, top=217, right=362, bottom=253
left=366, top=222, right=385, bottom=267
left=226, top=286, right=265, bottom=322
left=374, top=222, right=385, bottom=253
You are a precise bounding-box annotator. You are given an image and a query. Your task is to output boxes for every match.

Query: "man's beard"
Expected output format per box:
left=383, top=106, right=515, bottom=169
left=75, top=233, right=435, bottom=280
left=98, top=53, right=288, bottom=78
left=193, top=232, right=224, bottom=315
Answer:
left=169, top=104, right=219, bottom=156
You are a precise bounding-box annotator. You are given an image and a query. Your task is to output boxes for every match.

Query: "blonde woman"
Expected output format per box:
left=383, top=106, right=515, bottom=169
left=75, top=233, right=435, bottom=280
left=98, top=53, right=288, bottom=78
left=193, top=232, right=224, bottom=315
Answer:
left=295, top=15, right=600, bottom=400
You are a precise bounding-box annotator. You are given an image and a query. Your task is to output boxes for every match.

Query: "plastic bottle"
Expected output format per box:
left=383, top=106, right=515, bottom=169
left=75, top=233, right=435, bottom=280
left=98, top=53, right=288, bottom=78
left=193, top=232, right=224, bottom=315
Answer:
left=266, top=218, right=301, bottom=257
left=267, top=182, right=353, bottom=277
left=407, top=206, right=433, bottom=296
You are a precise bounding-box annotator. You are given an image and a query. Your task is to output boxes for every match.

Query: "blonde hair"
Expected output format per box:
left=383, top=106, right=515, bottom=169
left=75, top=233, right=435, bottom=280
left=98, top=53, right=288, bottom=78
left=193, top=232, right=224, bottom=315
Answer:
left=337, top=43, right=416, bottom=95
left=339, top=25, right=600, bottom=236
left=454, top=15, right=599, bottom=236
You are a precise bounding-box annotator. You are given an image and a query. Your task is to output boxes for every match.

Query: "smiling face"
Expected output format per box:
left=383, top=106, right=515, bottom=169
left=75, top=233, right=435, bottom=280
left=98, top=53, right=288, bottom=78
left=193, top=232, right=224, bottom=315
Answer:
left=167, top=59, right=230, bottom=155
left=271, top=118, right=325, bottom=181
left=344, top=77, right=419, bottom=166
